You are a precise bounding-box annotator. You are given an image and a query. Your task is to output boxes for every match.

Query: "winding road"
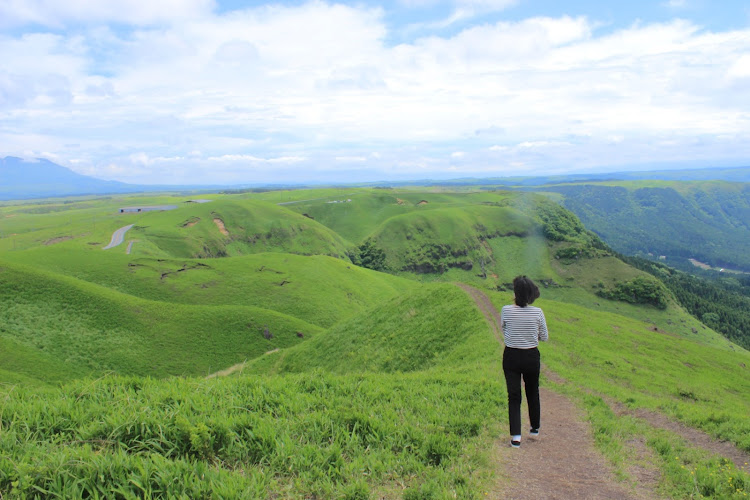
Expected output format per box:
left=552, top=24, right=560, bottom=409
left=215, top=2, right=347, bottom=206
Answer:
left=103, top=224, right=134, bottom=250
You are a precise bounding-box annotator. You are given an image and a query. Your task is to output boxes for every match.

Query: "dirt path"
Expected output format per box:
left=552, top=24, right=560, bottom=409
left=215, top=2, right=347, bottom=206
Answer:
left=457, top=284, right=655, bottom=499
left=206, top=349, right=280, bottom=379
left=607, top=399, right=750, bottom=475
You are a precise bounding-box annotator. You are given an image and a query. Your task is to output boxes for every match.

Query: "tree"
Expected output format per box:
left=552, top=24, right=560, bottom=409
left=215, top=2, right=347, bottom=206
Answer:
left=356, top=238, right=386, bottom=271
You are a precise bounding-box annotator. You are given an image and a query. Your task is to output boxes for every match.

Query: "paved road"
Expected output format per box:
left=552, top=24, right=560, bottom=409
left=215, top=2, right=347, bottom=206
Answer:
left=103, top=224, right=134, bottom=250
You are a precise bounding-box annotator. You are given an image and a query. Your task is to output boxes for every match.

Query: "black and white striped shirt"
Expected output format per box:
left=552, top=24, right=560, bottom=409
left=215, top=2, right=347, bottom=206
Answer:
left=501, top=304, right=549, bottom=348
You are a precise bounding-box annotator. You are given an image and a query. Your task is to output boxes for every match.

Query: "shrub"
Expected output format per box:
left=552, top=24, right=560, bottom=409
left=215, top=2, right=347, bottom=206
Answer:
left=596, top=276, right=669, bottom=309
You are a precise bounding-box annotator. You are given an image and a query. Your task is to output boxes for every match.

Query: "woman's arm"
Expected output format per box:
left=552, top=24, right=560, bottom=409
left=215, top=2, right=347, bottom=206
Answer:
left=538, top=309, right=549, bottom=342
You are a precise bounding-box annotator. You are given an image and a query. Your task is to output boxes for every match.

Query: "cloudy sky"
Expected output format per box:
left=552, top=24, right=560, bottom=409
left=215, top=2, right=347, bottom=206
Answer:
left=1, top=0, right=749, bottom=185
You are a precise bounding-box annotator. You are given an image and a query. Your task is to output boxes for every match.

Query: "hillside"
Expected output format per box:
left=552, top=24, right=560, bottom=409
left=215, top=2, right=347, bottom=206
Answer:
left=0, top=260, right=323, bottom=380
left=542, top=181, right=750, bottom=272
left=1, top=186, right=749, bottom=498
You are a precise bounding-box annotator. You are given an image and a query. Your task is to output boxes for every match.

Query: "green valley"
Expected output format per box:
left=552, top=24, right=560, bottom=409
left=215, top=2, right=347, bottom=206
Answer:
left=544, top=181, right=750, bottom=273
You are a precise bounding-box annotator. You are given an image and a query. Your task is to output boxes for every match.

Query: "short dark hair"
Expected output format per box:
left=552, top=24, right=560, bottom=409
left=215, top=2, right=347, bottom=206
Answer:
left=513, top=275, right=540, bottom=307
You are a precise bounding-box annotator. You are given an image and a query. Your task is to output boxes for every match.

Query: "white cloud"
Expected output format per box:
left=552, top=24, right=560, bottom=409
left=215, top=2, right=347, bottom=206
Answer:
left=728, top=54, right=750, bottom=79
left=335, top=156, right=368, bottom=162
left=2, top=3, right=750, bottom=183
left=0, top=0, right=214, bottom=28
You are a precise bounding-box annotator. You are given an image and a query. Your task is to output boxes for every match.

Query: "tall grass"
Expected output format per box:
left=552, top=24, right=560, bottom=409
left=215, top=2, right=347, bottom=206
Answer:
left=0, top=371, right=504, bottom=498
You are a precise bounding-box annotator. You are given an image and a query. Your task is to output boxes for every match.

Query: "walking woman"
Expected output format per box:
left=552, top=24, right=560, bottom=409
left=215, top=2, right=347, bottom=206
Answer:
left=501, top=275, right=549, bottom=448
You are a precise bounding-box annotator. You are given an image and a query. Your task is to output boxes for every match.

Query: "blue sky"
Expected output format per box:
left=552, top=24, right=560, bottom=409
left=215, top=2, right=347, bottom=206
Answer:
left=1, top=0, right=749, bottom=184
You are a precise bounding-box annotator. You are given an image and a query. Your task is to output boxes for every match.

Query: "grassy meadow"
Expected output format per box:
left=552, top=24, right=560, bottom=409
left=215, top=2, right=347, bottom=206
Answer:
left=1, top=187, right=749, bottom=498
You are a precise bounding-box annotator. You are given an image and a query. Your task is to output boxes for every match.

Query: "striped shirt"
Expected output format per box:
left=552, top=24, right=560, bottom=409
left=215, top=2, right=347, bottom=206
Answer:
left=501, top=304, right=549, bottom=348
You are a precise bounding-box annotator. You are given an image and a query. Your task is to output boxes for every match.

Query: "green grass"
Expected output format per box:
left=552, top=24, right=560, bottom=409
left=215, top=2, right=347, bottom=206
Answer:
left=0, top=336, right=87, bottom=385
left=2, top=250, right=417, bottom=329
left=2, top=186, right=749, bottom=498
left=280, top=190, right=516, bottom=244
left=247, top=283, right=501, bottom=376
left=127, top=198, right=351, bottom=259
left=0, top=372, right=504, bottom=499
left=0, top=260, right=322, bottom=379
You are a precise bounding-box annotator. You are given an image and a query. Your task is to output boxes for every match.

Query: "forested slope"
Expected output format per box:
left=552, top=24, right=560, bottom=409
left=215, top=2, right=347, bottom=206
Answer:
left=543, top=181, right=750, bottom=272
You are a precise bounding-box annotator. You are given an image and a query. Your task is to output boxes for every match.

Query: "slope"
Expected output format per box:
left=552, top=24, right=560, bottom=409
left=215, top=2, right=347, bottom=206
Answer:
left=248, top=283, right=499, bottom=376
left=0, top=260, right=322, bottom=381
left=3, top=249, right=417, bottom=329
left=123, top=198, right=352, bottom=259
left=544, top=181, right=750, bottom=272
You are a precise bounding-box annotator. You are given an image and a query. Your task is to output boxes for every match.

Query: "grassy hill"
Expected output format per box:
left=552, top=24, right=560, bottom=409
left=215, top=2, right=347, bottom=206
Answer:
left=248, top=283, right=497, bottom=375
left=2, top=250, right=416, bottom=329
left=129, top=198, right=351, bottom=259
left=1, top=186, right=749, bottom=498
left=0, top=260, right=322, bottom=380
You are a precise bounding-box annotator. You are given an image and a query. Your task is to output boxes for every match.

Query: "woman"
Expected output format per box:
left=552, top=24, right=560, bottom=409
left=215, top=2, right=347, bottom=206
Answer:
left=501, top=275, right=549, bottom=448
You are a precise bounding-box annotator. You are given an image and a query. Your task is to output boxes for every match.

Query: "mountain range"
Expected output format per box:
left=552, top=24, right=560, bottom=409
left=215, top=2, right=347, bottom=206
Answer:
left=3, top=155, right=750, bottom=201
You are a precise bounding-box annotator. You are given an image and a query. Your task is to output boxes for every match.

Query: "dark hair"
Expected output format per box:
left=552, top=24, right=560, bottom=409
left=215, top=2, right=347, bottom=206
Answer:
left=513, top=275, right=540, bottom=307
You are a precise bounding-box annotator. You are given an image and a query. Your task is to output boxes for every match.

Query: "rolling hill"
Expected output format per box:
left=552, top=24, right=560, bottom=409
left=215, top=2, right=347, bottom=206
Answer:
left=1, top=186, right=748, bottom=498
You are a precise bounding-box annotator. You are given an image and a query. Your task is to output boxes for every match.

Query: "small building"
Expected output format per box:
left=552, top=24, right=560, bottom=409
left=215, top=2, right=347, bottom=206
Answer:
left=119, top=205, right=178, bottom=213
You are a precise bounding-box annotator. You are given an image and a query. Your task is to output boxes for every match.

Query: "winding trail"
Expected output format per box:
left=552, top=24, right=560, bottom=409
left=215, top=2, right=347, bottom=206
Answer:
left=103, top=224, right=134, bottom=250
left=457, top=284, right=656, bottom=499
left=206, top=349, right=280, bottom=379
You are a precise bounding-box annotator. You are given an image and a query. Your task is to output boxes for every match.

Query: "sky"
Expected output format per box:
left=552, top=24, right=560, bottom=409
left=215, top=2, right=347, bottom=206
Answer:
left=1, top=0, right=749, bottom=185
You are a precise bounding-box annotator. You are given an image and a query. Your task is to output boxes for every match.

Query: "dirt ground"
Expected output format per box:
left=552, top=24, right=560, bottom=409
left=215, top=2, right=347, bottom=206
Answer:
left=213, top=218, right=229, bottom=236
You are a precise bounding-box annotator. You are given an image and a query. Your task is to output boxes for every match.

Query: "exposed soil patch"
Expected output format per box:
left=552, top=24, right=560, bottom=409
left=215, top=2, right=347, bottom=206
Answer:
left=213, top=218, right=229, bottom=236
left=688, top=258, right=711, bottom=270
left=44, top=236, right=73, bottom=245
left=456, top=284, right=502, bottom=342
left=396, top=198, right=406, bottom=205
left=181, top=217, right=201, bottom=228
left=159, top=262, right=211, bottom=280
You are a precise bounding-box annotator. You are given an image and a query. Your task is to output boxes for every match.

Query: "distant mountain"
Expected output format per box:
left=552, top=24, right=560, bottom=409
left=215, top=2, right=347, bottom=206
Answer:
left=4, top=155, right=750, bottom=201
left=505, top=166, right=750, bottom=186
left=0, top=157, right=141, bottom=200
left=543, top=181, right=750, bottom=272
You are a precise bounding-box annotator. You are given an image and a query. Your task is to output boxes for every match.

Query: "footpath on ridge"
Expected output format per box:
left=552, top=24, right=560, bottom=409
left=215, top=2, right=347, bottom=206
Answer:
left=458, top=283, right=750, bottom=498
left=457, top=284, right=657, bottom=500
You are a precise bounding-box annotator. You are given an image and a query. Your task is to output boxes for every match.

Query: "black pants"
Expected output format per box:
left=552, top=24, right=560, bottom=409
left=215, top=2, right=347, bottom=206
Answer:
left=502, top=346, right=541, bottom=436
